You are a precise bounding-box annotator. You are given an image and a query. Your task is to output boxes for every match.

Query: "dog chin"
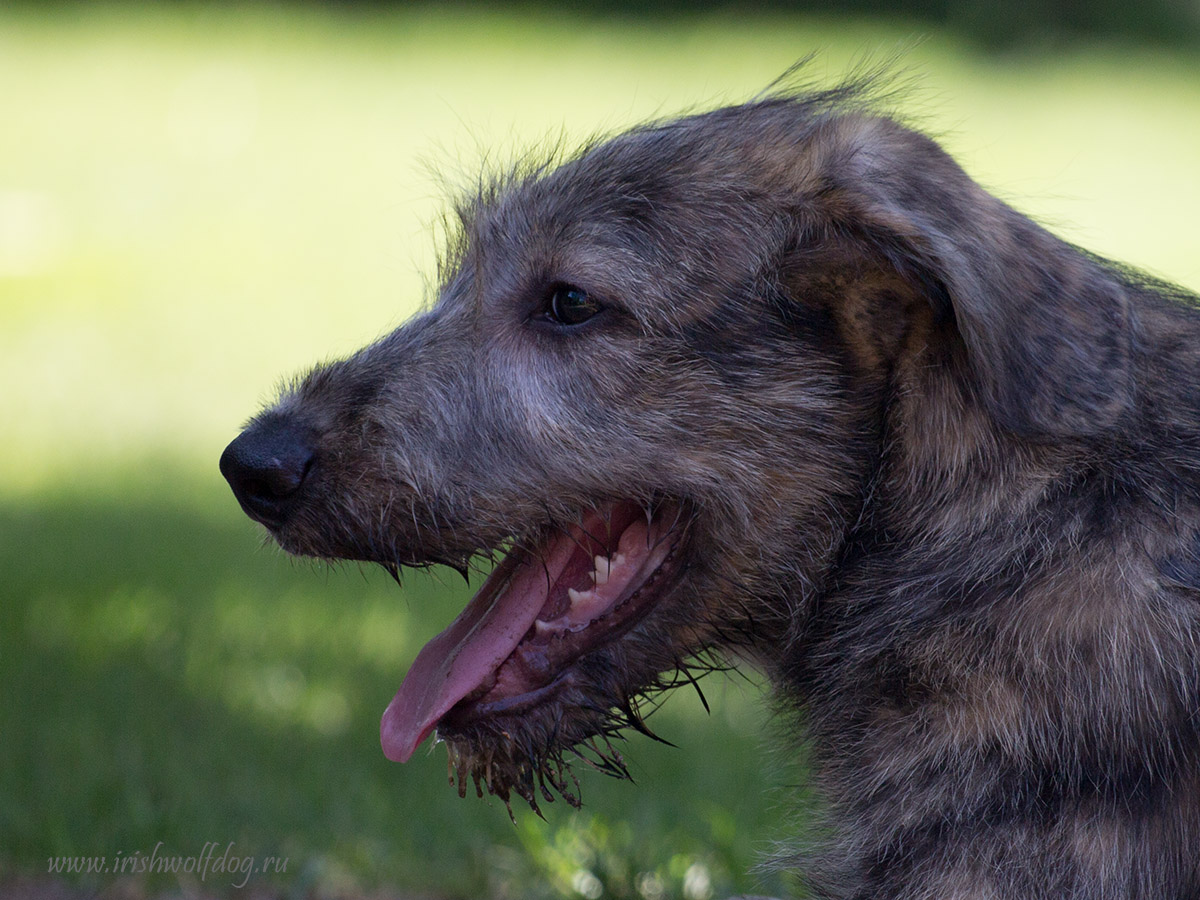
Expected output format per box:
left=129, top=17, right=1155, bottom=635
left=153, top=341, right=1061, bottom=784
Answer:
left=433, top=662, right=635, bottom=812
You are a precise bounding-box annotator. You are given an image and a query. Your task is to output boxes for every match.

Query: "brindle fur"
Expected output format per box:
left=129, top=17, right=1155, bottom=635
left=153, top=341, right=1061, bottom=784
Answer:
left=223, top=75, right=1200, bottom=898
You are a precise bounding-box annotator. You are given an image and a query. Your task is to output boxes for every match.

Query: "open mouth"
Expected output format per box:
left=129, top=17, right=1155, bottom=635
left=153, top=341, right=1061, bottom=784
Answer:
left=380, top=500, right=686, bottom=763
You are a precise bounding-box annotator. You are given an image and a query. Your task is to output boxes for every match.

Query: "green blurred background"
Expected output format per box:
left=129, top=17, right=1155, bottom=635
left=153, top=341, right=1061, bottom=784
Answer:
left=1, top=3, right=1198, bottom=899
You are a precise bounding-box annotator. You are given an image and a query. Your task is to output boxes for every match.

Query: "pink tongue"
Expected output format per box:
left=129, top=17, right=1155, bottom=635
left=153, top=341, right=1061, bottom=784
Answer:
left=379, top=533, right=580, bottom=763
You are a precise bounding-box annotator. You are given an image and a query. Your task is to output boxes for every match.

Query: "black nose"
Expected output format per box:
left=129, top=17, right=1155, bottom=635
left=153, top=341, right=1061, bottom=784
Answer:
left=220, top=417, right=316, bottom=529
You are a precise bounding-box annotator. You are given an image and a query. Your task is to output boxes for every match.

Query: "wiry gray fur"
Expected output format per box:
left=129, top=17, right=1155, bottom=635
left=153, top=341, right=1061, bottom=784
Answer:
left=224, top=72, right=1200, bottom=899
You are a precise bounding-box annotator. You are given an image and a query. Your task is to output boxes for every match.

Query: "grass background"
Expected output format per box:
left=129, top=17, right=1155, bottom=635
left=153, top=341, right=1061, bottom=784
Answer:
left=1, top=5, right=1198, bottom=899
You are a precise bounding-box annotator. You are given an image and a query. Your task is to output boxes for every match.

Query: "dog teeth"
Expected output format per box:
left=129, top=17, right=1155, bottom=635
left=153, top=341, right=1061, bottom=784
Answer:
left=563, top=548, right=635, bottom=626
left=593, top=555, right=611, bottom=585
left=566, top=585, right=608, bottom=626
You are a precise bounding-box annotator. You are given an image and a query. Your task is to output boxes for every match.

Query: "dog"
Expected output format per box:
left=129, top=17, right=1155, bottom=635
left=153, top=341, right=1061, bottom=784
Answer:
left=220, top=74, right=1200, bottom=898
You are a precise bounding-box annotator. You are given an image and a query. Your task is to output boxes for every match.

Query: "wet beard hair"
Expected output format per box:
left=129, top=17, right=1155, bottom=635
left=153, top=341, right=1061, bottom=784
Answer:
left=436, top=645, right=732, bottom=818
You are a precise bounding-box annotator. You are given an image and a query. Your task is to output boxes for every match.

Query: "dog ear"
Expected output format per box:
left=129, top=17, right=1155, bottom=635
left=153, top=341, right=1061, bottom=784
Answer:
left=840, top=126, right=1133, bottom=440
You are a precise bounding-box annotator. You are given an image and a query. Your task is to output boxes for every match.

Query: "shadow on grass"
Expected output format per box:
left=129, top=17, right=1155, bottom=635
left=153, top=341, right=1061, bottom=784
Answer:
left=0, top=463, right=799, bottom=899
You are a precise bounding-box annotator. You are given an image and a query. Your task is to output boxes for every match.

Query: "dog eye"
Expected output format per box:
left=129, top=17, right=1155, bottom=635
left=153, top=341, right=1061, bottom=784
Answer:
left=546, top=286, right=602, bottom=327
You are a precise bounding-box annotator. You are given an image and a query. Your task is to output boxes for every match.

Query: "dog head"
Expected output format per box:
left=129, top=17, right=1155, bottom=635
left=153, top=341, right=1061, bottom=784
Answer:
left=221, top=80, right=1132, bottom=810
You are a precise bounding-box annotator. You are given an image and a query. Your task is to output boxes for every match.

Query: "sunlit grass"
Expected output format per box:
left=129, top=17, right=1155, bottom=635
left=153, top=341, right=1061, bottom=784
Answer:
left=2, top=5, right=1198, bottom=898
